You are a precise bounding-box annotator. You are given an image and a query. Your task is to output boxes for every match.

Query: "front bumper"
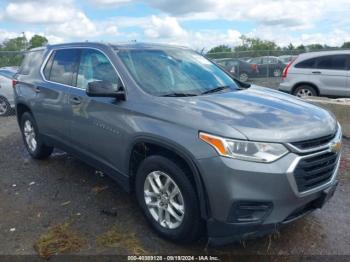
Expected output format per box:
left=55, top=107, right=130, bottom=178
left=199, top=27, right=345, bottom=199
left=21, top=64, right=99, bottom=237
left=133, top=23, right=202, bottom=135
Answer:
left=197, top=147, right=341, bottom=245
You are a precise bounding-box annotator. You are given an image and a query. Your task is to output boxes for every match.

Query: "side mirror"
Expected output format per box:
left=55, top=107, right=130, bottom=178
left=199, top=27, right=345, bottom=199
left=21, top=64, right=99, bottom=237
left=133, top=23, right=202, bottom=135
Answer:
left=86, top=80, right=125, bottom=100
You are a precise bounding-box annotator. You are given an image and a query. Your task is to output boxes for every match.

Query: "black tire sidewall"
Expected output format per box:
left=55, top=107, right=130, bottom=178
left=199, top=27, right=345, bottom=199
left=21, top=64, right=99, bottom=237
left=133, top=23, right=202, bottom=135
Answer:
left=135, top=155, right=201, bottom=242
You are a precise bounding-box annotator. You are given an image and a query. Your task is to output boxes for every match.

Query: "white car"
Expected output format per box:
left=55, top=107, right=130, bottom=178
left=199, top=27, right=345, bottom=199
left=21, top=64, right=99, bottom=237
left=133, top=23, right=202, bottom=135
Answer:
left=0, top=67, right=17, bottom=116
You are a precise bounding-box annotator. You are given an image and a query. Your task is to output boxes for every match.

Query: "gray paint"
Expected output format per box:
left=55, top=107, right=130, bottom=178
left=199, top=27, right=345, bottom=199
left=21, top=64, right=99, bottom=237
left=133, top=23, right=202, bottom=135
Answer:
left=14, top=42, right=341, bottom=243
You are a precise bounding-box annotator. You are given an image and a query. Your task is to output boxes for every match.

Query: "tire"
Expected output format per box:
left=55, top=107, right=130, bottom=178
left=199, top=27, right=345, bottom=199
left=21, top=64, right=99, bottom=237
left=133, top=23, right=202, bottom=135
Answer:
left=20, top=112, right=53, bottom=159
left=293, top=85, right=317, bottom=98
left=239, top=72, right=249, bottom=82
left=135, top=155, right=203, bottom=243
left=0, top=97, right=12, bottom=116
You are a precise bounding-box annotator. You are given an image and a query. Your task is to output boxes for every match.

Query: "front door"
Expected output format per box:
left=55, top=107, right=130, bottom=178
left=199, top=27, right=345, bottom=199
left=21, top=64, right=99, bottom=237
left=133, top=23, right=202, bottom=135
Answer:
left=67, top=48, right=127, bottom=175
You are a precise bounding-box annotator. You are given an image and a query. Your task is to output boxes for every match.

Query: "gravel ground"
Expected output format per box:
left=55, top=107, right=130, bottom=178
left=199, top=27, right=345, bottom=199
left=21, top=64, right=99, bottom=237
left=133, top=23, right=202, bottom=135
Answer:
left=0, top=115, right=349, bottom=259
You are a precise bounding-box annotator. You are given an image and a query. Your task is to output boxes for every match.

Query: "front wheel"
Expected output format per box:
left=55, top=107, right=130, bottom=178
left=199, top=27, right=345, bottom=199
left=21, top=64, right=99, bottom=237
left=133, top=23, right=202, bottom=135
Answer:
left=20, top=112, right=53, bottom=159
left=135, top=155, right=203, bottom=243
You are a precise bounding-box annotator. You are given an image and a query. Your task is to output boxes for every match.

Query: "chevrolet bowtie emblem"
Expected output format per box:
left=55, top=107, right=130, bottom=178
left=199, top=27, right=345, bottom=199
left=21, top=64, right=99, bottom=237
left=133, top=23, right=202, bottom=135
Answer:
left=330, top=140, right=342, bottom=153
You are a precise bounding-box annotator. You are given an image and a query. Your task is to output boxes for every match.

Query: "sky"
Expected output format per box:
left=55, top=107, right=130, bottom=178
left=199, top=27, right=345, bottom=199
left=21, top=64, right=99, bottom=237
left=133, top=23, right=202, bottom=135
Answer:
left=0, top=0, right=350, bottom=50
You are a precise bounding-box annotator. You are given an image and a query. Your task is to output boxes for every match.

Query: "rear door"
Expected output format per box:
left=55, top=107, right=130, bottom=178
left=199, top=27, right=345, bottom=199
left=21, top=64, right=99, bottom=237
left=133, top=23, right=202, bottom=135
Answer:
left=313, top=55, right=348, bottom=96
left=37, top=48, right=81, bottom=142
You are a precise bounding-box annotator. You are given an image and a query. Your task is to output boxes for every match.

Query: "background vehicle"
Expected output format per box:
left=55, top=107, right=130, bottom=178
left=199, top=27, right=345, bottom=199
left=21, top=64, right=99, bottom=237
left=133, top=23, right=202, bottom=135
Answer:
left=214, top=58, right=258, bottom=82
left=0, top=67, right=17, bottom=116
left=279, top=50, right=350, bottom=97
left=248, top=56, right=286, bottom=77
left=14, top=42, right=341, bottom=246
left=278, top=55, right=298, bottom=64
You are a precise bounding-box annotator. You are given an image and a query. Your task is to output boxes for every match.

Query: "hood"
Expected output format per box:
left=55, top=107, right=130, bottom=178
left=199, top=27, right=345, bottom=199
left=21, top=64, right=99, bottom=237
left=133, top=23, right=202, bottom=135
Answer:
left=154, top=86, right=337, bottom=142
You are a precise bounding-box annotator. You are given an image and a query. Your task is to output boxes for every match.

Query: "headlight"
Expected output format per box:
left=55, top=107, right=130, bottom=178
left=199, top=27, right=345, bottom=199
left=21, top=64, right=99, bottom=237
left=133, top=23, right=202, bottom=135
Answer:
left=199, top=132, right=288, bottom=163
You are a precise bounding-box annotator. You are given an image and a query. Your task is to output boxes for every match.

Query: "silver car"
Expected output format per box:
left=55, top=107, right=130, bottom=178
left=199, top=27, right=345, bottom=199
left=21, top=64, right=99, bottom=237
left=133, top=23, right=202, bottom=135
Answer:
left=0, top=67, right=17, bottom=116
left=279, top=50, right=350, bottom=97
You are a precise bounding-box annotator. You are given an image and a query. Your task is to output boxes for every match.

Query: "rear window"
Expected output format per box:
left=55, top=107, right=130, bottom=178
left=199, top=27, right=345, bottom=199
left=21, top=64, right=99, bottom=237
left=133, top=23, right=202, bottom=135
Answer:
left=43, top=49, right=81, bottom=86
left=294, top=57, right=317, bottom=69
left=0, top=70, right=16, bottom=79
left=315, top=55, right=347, bottom=70
left=18, top=50, right=44, bottom=75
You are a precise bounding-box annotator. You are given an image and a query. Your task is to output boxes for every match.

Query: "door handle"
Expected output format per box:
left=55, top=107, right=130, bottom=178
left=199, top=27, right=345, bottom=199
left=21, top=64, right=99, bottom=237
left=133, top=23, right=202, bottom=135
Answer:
left=34, top=87, right=41, bottom=93
left=70, top=97, right=81, bottom=105
left=312, top=71, right=321, bottom=74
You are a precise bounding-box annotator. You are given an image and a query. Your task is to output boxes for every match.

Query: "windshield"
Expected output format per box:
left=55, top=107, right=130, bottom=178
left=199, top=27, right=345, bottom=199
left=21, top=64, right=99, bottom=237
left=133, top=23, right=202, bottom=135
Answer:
left=117, top=48, right=238, bottom=96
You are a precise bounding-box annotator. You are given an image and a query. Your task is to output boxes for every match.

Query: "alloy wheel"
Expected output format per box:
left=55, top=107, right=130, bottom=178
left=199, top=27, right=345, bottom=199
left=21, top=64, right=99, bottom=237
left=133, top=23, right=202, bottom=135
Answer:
left=0, top=98, right=8, bottom=116
left=239, top=73, right=249, bottom=82
left=144, top=171, right=185, bottom=229
left=296, top=88, right=313, bottom=97
left=23, top=120, right=37, bottom=152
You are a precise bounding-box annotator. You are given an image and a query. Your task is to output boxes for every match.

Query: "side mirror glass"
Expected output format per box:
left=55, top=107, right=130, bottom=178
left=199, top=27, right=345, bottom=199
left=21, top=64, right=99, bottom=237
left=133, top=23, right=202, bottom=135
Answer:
left=86, top=80, right=125, bottom=100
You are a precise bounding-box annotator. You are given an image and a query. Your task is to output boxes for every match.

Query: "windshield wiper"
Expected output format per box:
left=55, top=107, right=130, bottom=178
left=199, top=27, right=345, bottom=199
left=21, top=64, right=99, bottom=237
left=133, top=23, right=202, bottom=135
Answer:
left=161, top=93, right=198, bottom=97
left=201, top=85, right=231, bottom=95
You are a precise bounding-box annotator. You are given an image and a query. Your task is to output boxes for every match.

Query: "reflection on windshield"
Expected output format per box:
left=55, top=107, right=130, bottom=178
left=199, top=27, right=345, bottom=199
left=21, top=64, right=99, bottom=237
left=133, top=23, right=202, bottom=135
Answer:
left=118, top=49, right=238, bottom=96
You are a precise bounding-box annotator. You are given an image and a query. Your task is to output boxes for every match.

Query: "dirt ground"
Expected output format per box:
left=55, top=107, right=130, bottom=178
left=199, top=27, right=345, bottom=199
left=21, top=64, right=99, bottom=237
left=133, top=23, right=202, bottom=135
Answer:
left=0, top=115, right=349, bottom=259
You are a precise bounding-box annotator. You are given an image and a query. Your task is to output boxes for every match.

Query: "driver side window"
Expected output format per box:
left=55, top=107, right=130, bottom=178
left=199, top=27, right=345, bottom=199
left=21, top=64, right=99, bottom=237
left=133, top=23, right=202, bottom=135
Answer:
left=77, top=49, right=119, bottom=90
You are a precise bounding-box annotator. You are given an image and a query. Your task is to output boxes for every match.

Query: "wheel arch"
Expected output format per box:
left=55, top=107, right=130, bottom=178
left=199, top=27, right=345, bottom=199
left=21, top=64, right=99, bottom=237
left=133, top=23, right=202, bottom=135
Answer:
left=15, top=102, right=33, bottom=124
left=127, top=135, right=210, bottom=219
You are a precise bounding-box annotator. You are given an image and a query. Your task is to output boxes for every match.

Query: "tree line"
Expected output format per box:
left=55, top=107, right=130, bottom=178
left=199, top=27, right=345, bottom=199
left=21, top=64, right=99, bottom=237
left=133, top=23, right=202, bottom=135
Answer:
left=206, top=35, right=350, bottom=59
left=0, top=35, right=48, bottom=67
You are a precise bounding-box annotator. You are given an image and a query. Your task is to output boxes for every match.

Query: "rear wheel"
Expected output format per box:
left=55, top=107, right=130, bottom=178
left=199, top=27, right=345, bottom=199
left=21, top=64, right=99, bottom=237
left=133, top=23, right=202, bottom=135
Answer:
left=239, top=72, right=249, bottom=82
left=293, top=85, right=317, bottom=98
left=20, top=112, right=53, bottom=159
left=0, top=97, right=12, bottom=116
left=135, top=155, right=202, bottom=243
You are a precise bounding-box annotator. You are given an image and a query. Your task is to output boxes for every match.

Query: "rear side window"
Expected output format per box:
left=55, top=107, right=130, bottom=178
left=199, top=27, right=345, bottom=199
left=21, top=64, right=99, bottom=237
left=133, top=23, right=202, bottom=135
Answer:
left=315, top=55, right=347, bottom=70
left=18, top=50, right=44, bottom=75
left=294, top=58, right=317, bottom=69
left=43, top=49, right=80, bottom=86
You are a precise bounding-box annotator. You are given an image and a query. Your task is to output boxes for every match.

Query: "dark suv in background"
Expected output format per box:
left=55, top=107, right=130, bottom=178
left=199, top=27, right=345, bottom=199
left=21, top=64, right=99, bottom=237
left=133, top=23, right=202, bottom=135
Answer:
left=14, top=42, right=342, bottom=245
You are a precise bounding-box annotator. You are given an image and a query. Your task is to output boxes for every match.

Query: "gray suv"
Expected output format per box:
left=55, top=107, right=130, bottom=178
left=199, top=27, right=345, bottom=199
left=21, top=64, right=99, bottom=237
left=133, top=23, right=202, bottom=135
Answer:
left=14, top=42, right=342, bottom=245
left=279, top=50, right=350, bottom=97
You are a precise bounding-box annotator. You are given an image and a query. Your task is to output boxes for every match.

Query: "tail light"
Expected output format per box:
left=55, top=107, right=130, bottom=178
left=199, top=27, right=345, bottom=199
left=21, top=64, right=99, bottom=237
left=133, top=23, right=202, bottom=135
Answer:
left=282, top=57, right=297, bottom=79
left=12, top=79, right=18, bottom=88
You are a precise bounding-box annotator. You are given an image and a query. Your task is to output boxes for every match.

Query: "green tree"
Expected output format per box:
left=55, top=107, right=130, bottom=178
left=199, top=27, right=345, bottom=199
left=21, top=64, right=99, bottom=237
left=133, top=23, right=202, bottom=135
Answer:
left=29, top=35, right=48, bottom=49
left=305, top=44, right=324, bottom=51
left=207, top=45, right=232, bottom=59
left=233, top=35, right=280, bottom=57
left=0, top=36, right=28, bottom=51
left=341, top=42, right=350, bottom=48
left=0, top=36, right=28, bottom=67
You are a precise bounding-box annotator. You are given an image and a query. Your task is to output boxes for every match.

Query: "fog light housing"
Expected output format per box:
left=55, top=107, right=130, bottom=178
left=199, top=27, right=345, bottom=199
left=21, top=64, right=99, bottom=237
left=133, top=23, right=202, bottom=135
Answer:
left=228, top=201, right=273, bottom=223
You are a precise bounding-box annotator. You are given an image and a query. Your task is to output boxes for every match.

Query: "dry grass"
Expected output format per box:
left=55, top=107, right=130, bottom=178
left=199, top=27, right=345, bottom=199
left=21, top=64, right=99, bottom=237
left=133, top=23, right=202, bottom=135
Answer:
left=96, top=225, right=148, bottom=255
left=34, top=222, right=86, bottom=259
left=91, top=185, right=109, bottom=194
